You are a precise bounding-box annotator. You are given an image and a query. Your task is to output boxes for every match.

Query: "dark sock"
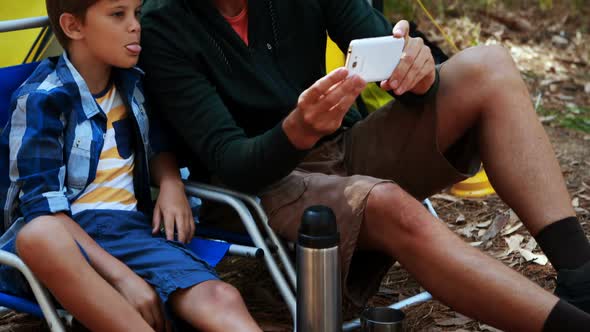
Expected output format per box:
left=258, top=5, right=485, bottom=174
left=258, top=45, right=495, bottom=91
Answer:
left=543, top=300, right=590, bottom=331
left=535, top=217, right=590, bottom=270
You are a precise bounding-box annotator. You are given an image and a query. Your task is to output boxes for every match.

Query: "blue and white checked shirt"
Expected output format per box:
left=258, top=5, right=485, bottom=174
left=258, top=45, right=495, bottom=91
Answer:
left=0, top=53, right=167, bottom=233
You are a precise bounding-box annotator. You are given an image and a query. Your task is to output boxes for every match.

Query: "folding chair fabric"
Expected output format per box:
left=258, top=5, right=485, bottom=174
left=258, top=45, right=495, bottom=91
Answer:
left=0, top=61, right=38, bottom=128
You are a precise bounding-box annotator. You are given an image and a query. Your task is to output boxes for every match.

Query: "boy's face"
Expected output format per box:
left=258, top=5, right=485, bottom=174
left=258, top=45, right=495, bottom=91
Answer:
left=79, top=0, right=142, bottom=68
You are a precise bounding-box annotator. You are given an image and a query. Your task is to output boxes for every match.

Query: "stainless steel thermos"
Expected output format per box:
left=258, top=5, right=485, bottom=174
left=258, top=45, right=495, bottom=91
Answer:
left=296, top=205, right=341, bottom=332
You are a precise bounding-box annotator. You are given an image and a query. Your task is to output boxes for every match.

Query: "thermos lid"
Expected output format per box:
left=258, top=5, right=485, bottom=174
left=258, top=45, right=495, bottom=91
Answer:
left=298, top=205, right=340, bottom=248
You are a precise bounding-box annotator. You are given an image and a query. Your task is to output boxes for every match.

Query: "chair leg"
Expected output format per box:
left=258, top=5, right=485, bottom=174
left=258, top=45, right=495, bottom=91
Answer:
left=215, top=187, right=296, bottom=288
left=0, top=250, right=66, bottom=332
left=183, top=183, right=297, bottom=321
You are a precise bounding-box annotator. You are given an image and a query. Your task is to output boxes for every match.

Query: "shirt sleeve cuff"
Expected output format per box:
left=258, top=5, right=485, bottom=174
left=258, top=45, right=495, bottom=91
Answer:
left=21, top=193, right=70, bottom=223
left=272, top=122, right=311, bottom=161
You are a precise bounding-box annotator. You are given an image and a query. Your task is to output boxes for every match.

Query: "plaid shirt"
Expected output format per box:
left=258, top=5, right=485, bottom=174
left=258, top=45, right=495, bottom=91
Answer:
left=0, top=53, right=167, bottom=232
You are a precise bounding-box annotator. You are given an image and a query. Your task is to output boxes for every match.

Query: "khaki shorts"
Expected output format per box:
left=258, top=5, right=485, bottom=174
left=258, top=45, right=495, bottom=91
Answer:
left=257, top=97, right=481, bottom=307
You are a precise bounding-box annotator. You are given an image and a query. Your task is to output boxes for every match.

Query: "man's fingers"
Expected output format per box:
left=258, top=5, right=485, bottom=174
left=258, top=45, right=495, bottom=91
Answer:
left=392, top=20, right=409, bottom=38
left=330, top=92, right=360, bottom=117
left=396, top=46, right=428, bottom=94
left=300, top=67, right=348, bottom=105
left=389, top=37, right=424, bottom=91
left=398, top=49, right=430, bottom=94
left=319, top=75, right=365, bottom=114
left=323, top=79, right=355, bottom=104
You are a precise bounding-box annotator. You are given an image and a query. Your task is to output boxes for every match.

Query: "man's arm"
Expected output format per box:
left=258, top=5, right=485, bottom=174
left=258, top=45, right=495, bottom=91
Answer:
left=140, top=23, right=308, bottom=192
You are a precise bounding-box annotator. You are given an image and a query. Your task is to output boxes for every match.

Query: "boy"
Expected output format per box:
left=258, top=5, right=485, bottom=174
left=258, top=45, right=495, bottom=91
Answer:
left=0, top=0, right=261, bottom=331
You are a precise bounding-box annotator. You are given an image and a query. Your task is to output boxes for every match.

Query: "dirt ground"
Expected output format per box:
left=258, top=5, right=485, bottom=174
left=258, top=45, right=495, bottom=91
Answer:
left=1, top=3, right=588, bottom=332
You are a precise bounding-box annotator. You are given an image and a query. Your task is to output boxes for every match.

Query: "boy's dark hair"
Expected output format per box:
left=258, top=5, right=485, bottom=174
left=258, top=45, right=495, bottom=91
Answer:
left=46, top=0, right=98, bottom=48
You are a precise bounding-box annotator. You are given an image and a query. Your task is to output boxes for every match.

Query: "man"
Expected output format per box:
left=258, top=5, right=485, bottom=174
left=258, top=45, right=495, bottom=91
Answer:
left=140, top=0, right=590, bottom=330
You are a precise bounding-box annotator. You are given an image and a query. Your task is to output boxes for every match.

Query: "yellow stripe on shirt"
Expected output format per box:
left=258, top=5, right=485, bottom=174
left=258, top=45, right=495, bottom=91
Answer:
left=74, top=186, right=136, bottom=205
left=92, top=162, right=134, bottom=184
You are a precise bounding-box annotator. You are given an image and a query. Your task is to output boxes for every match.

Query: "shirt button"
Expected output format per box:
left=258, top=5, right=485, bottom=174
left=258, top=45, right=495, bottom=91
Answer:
left=266, top=43, right=272, bottom=50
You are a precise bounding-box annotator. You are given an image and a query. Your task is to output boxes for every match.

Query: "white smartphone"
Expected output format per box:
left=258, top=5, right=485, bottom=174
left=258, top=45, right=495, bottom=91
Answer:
left=345, top=36, right=405, bottom=82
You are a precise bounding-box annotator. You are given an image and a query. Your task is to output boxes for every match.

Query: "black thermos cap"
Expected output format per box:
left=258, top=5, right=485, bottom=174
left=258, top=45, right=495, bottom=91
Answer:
left=298, top=205, right=340, bottom=248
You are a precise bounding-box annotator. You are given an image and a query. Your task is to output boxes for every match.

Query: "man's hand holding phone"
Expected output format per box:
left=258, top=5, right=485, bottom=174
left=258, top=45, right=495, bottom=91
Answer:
left=381, top=20, right=436, bottom=95
left=283, top=68, right=366, bottom=150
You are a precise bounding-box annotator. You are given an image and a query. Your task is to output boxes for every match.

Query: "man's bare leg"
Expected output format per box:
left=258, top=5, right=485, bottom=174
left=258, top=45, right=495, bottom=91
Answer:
left=16, top=220, right=153, bottom=332
left=435, top=45, right=575, bottom=235
left=169, top=280, right=262, bottom=332
left=356, top=45, right=590, bottom=330
left=360, top=182, right=560, bottom=332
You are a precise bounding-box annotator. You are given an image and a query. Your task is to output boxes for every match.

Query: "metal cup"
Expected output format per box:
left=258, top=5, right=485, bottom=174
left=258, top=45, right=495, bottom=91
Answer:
left=360, top=307, right=405, bottom=332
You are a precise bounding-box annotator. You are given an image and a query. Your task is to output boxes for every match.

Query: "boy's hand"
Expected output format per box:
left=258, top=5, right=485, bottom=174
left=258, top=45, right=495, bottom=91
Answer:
left=114, top=271, right=170, bottom=332
left=380, top=20, right=436, bottom=95
left=152, top=179, right=195, bottom=243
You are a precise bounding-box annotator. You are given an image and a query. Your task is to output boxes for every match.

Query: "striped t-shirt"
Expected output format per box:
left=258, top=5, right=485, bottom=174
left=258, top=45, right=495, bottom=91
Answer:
left=71, top=84, right=137, bottom=214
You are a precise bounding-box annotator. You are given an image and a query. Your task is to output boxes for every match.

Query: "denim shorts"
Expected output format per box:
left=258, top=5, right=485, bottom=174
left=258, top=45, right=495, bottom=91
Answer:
left=0, top=209, right=218, bottom=306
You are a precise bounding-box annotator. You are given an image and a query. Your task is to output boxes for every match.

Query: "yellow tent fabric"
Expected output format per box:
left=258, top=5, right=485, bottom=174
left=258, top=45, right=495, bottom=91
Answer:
left=325, top=36, right=345, bottom=74
left=0, top=2, right=48, bottom=66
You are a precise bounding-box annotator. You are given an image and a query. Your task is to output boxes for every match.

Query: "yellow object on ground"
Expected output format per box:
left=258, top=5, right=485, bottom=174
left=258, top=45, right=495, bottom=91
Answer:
left=450, top=168, right=496, bottom=198
left=0, top=2, right=50, bottom=66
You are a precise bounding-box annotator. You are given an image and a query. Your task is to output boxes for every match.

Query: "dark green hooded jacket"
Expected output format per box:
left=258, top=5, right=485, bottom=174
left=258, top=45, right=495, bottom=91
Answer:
left=140, top=0, right=437, bottom=192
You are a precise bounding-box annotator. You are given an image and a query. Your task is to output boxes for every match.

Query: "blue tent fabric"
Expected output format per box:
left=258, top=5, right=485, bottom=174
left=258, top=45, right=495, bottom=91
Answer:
left=0, top=62, right=39, bottom=128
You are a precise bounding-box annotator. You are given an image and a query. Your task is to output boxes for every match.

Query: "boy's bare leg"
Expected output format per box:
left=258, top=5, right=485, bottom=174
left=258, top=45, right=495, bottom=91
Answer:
left=360, top=183, right=559, bottom=332
left=435, top=45, right=575, bottom=235
left=16, top=220, right=153, bottom=332
left=169, top=280, right=262, bottom=332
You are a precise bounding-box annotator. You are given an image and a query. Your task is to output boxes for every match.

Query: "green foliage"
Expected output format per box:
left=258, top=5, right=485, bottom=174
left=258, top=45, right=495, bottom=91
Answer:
left=538, top=0, right=553, bottom=11
left=560, top=106, right=590, bottom=133
left=383, top=0, right=418, bottom=20
left=536, top=106, right=590, bottom=134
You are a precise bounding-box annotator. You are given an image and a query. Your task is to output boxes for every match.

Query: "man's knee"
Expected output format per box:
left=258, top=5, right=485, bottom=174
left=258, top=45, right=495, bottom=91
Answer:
left=365, top=182, right=433, bottom=238
left=453, top=45, right=519, bottom=87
